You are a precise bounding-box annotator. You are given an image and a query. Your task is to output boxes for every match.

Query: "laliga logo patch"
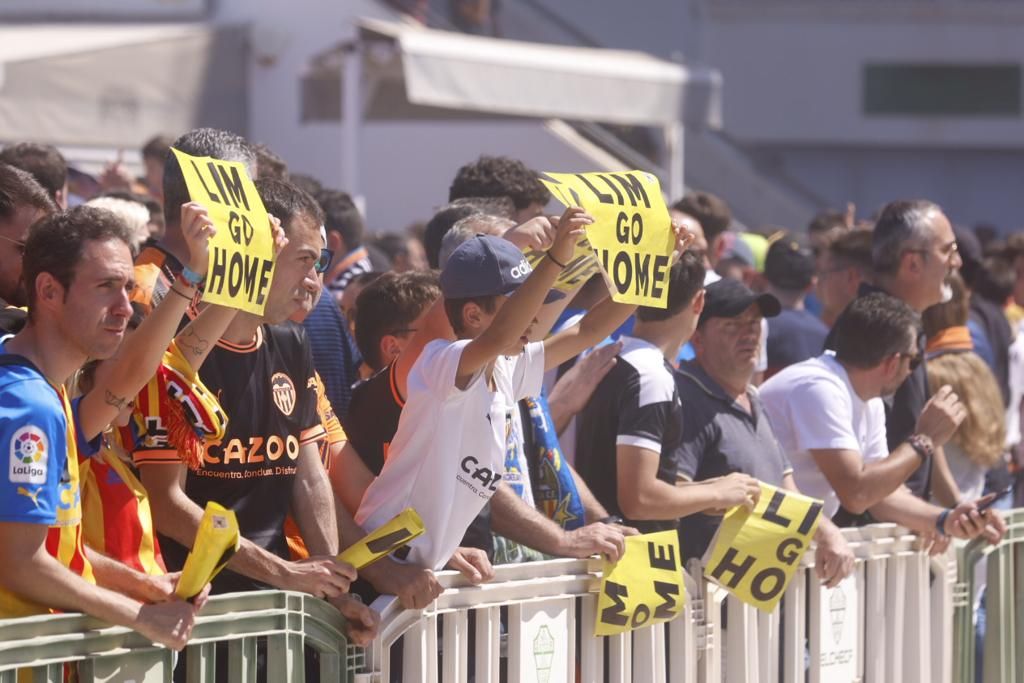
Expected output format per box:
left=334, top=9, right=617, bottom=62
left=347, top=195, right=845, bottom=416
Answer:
left=271, top=372, right=297, bottom=416
left=510, top=259, right=533, bottom=280
left=9, top=425, right=48, bottom=484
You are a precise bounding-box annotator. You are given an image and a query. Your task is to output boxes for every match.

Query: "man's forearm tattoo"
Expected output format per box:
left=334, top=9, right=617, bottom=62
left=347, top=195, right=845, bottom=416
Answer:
left=179, top=328, right=209, bottom=357
left=104, top=389, right=130, bottom=411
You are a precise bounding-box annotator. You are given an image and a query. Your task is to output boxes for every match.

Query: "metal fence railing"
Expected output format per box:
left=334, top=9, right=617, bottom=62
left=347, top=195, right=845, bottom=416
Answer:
left=1, top=511, right=1020, bottom=682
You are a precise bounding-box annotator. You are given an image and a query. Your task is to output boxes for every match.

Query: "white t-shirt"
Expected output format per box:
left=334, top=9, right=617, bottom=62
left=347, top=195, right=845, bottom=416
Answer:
left=355, top=338, right=545, bottom=570
left=760, top=353, right=889, bottom=518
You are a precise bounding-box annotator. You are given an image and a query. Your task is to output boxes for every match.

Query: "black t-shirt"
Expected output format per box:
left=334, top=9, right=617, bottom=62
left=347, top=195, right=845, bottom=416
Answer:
left=825, top=283, right=932, bottom=499
left=158, top=322, right=325, bottom=593
left=575, top=337, right=682, bottom=533
left=342, top=362, right=494, bottom=559
left=0, top=296, right=26, bottom=336
left=766, top=309, right=829, bottom=377
left=344, top=365, right=403, bottom=476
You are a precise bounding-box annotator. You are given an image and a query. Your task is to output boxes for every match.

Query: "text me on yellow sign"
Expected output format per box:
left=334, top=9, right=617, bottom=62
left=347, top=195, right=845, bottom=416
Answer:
left=595, top=530, right=685, bottom=637
left=171, top=148, right=276, bottom=316
left=540, top=171, right=674, bottom=308
left=703, top=483, right=823, bottom=612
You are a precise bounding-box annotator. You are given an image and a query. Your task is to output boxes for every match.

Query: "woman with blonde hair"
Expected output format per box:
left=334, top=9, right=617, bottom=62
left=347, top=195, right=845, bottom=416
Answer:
left=923, top=272, right=1006, bottom=500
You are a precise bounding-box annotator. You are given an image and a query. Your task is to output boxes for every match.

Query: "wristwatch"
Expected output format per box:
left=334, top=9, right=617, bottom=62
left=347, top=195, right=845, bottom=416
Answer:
left=598, top=515, right=624, bottom=525
left=907, top=434, right=935, bottom=462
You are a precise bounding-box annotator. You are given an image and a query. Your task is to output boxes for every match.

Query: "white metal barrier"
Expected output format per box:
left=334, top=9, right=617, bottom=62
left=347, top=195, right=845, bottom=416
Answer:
left=355, top=524, right=956, bottom=683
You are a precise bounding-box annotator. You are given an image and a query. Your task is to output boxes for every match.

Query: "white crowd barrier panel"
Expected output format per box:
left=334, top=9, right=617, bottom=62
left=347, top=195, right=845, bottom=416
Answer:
left=355, top=524, right=959, bottom=683
left=2, top=515, right=1017, bottom=682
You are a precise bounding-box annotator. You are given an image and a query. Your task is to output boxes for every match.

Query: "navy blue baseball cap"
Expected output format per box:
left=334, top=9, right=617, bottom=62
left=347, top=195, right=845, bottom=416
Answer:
left=698, top=278, right=781, bottom=327
left=440, top=234, right=564, bottom=303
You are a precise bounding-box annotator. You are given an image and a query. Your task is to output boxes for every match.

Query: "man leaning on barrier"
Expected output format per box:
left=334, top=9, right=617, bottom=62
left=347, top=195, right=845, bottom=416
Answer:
left=0, top=207, right=205, bottom=650
left=761, top=293, right=1006, bottom=549
left=676, top=279, right=856, bottom=587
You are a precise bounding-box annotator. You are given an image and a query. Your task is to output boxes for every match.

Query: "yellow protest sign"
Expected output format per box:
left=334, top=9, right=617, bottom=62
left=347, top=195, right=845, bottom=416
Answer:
left=522, top=237, right=600, bottom=294
left=594, top=530, right=685, bottom=637
left=338, top=508, right=425, bottom=570
left=176, top=501, right=239, bottom=600
left=170, top=148, right=276, bottom=316
left=540, top=171, right=674, bottom=308
left=703, top=483, right=823, bottom=612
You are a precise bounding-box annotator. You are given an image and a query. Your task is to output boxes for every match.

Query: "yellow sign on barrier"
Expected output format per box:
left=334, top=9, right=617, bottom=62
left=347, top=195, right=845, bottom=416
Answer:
left=339, top=508, right=425, bottom=570
left=540, top=171, right=674, bottom=308
left=176, top=501, right=240, bottom=600
left=170, top=148, right=276, bottom=316
left=594, top=530, right=685, bottom=636
left=703, top=483, right=823, bottom=612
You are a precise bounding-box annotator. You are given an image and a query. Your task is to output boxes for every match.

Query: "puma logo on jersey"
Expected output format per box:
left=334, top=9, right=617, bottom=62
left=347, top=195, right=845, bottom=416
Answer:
left=16, top=486, right=43, bottom=508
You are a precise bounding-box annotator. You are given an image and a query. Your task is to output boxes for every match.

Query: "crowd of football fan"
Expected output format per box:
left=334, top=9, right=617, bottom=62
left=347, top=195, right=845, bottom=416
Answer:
left=0, top=131, right=1013, bottom=661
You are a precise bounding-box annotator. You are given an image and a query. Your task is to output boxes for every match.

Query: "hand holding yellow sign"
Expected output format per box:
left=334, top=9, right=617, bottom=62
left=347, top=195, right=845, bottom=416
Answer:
left=703, top=483, right=823, bottom=612
left=540, top=171, right=674, bottom=308
left=176, top=501, right=239, bottom=600
left=339, top=508, right=425, bottom=570
left=170, top=148, right=276, bottom=316
left=594, top=530, right=685, bottom=637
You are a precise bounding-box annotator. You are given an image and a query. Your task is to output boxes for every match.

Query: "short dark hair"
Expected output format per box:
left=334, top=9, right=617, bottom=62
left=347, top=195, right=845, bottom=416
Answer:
left=316, top=189, right=364, bottom=250
left=672, top=191, right=731, bottom=243
left=636, top=251, right=706, bottom=322
left=289, top=173, right=323, bottom=198
left=22, top=206, right=134, bottom=317
left=974, top=254, right=1015, bottom=304
left=0, top=144, right=67, bottom=202
left=255, top=178, right=324, bottom=236
left=449, top=156, right=550, bottom=211
left=444, top=295, right=498, bottom=338
left=0, top=163, right=58, bottom=223
left=163, top=128, right=255, bottom=230
left=872, top=199, right=942, bottom=275
left=253, top=143, right=289, bottom=181
left=373, top=233, right=411, bottom=266
left=808, top=209, right=847, bottom=235
left=425, top=205, right=480, bottom=269
left=824, top=228, right=873, bottom=272
left=832, top=293, right=920, bottom=369
left=355, top=271, right=441, bottom=370
left=141, top=135, right=173, bottom=162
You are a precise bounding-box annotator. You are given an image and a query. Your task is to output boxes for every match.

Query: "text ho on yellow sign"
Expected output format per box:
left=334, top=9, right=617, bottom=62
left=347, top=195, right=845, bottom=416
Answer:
left=703, top=483, right=823, bottom=612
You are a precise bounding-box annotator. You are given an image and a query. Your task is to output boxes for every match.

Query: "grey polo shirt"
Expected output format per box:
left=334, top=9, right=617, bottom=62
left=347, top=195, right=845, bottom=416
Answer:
left=674, top=360, right=793, bottom=561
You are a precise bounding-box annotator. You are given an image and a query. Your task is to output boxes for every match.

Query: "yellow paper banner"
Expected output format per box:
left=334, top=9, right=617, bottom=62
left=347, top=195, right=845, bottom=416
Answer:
left=338, top=508, right=425, bottom=570
left=703, top=483, right=823, bottom=612
left=594, top=530, right=685, bottom=637
left=170, top=148, right=276, bottom=315
left=176, top=501, right=240, bottom=600
left=540, top=170, right=674, bottom=308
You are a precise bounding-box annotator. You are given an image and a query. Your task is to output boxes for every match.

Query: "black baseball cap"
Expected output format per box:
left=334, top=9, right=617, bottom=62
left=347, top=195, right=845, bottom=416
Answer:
left=764, top=234, right=815, bottom=290
left=440, top=234, right=563, bottom=303
left=698, top=278, right=781, bottom=327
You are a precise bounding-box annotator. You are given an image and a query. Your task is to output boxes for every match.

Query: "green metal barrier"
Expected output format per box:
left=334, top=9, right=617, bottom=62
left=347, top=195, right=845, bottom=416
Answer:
left=954, top=508, right=1024, bottom=683
left=0, top=591, right=362, bottom=682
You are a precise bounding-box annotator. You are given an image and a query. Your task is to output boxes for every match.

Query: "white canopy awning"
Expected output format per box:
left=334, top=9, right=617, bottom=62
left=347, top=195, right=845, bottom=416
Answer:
left=305, top=18, right=721, bottom=129
left=306, top=18, right=722, bottom=201
left=0, top=23, right=247, bottom=148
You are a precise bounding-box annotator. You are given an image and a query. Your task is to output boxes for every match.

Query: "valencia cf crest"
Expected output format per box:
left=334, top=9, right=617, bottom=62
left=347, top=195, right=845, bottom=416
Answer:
left=271, top=372, right=297, bottom=416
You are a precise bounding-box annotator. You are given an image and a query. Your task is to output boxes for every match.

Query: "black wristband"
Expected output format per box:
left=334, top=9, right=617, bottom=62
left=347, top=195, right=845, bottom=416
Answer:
left=547, top=252, right=568, bottom=269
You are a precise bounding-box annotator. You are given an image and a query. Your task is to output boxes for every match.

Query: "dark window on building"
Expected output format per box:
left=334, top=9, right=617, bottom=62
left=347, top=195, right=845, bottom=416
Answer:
left=864, top=64, right=1021, bottom=116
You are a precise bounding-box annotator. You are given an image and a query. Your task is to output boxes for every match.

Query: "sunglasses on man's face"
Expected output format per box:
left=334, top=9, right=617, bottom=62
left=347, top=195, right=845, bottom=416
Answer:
left=898, top=350, right=923, bottom=372
left=314, top=248, right=334, bottom=274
